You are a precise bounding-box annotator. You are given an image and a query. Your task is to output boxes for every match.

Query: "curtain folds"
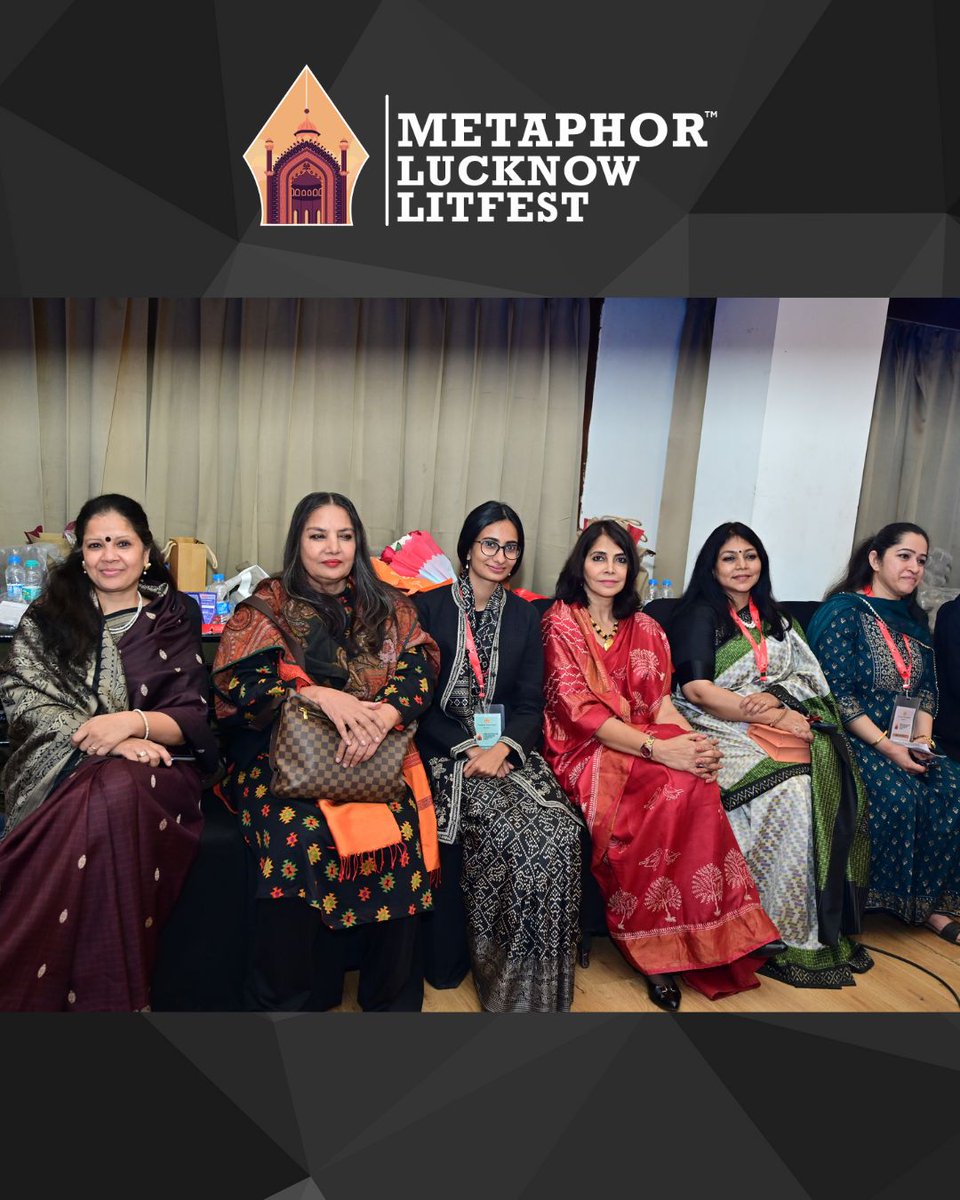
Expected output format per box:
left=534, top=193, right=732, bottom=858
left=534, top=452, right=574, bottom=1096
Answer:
left=855, top=319, right=960, bottom=563
left=653, top=298, right=716, bottom=590
left=1, top=299, right=590, bottom=595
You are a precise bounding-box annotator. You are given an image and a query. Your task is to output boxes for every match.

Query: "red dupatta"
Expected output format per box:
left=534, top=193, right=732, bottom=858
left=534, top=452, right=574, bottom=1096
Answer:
left=542, top=602, right=670, bottom=856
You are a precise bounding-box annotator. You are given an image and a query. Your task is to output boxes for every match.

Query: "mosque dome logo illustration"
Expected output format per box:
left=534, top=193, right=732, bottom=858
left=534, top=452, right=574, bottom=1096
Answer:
left=244, top=66, right=368, bottom=225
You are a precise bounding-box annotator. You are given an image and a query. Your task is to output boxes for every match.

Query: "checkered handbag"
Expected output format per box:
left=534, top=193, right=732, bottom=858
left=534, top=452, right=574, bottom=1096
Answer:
left=242, top=595, right=414, bottom=803
left=270, top=693, right=414, bottom=802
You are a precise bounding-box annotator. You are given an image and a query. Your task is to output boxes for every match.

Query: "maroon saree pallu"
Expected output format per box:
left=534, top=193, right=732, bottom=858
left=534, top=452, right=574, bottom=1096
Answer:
left=0, top=756, right=202, bottom=1011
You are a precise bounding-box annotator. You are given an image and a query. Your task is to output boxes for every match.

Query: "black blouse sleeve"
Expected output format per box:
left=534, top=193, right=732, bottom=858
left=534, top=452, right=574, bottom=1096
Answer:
left=668, top=602, right=718, bottom=687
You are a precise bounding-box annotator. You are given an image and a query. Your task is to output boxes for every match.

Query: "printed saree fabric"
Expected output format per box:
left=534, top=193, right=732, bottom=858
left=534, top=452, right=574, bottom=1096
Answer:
left=808, top=592, right=960, bottom=924
left=541, top=601, right=778, bottom=997
left=669, top=603, right=872, bottom=988
left=0, top=586, right=214, bottom=1010
left=417, top=577, right=582, bottom=1012
left=212, top=578, right=441, bottom=930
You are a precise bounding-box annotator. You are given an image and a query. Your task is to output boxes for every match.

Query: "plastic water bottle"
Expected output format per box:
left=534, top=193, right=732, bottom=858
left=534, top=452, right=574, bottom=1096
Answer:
left=21, top=558, right=43, bottom=604
left=648, top=578, right=660, bottom=601
left=212, top=572, right=231, bottom=625
left=5, top=553, right=25, bottom=602
left=661, top=579, right=674, bottom=599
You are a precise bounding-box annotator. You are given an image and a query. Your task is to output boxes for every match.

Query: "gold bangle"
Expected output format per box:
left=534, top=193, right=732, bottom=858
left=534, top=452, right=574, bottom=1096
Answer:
left=870, top=730, right=888, bottom=747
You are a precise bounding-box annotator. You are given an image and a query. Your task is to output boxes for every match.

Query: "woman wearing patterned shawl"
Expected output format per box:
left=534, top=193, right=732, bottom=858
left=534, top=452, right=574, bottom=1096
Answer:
left=808, top=522, right=960, bottom=944
left=213, top=492, right=440, bottom=1011
left=414, top=501, right=582, bottom=1012
left=0, top=494, right=217, bottom=1011
left=668, top=522, right=872, bottom=989
left=542, top=521, right=782, bottom=1012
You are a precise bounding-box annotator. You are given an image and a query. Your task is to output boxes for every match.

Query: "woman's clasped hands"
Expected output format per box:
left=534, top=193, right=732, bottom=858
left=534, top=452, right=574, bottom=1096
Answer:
left=652, top=731, right=723, bottom=782
left=739, top=691, right=813, bottom=742
left=72, top=712, right=173, bottom=766
left=299, top=685, right=401, bottom=767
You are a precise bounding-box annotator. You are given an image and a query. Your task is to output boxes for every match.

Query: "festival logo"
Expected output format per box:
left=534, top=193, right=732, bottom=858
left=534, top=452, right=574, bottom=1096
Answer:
left=244, top=66, right=368, bottom=226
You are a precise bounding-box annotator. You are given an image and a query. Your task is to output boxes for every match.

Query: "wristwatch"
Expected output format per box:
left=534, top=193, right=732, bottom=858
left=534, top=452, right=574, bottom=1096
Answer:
left=639, top=733, right=656, bottom=760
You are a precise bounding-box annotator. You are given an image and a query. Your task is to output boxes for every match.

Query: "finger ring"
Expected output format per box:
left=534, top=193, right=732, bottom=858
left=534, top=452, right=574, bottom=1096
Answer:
left=137, top=750, right=147, bottom=759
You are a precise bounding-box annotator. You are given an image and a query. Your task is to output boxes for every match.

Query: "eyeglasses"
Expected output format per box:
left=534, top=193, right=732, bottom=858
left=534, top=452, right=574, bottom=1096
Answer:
left=476, top=537, right=521, bottom=560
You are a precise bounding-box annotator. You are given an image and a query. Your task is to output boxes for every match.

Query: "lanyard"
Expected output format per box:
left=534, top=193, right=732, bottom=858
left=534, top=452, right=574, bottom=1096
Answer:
left=861, top=587, right=913, bottom=691
left=463, top=615, right=486, bottom=702
left=729, top=597, right=768, bottom=682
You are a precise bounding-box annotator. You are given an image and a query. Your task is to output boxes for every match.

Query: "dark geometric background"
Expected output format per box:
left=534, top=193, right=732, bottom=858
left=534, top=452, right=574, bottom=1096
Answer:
left=2, top=0, right=960, bottom=294
left=1, top=3, right=958, bottom=1197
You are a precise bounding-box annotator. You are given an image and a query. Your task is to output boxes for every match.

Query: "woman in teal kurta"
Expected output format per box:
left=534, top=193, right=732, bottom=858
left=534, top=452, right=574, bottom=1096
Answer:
left=808, top=523, right=960, bottom=938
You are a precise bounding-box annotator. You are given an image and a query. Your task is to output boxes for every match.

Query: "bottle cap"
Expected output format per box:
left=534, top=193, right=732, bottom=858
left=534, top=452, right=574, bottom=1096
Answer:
left=25, top=559, right=39, bottom=568
left=213, top=573, right=225, bottom=582
left=663, top=579, right=672, bottom=586
left=8, top=554, right=21, bottom=563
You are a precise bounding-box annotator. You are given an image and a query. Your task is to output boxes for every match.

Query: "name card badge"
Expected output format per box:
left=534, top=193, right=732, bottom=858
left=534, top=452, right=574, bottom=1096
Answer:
left=473, top=704, right=505, bottom=748
left=889, top=694, right=920, bottom=744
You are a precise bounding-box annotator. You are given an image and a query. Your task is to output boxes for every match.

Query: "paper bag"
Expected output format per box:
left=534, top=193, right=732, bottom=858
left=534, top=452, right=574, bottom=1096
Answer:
left=162, top=537, right=218, bottom=592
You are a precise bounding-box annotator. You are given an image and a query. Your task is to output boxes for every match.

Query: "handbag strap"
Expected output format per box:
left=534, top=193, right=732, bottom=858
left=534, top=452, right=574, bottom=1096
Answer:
left=241, top=594, right=309, bottom=672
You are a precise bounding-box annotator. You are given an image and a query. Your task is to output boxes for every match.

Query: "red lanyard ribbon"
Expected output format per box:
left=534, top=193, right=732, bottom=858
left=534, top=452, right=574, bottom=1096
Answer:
left=463, top=616, right=486, bottom=701
left=729, top=598, right=768, bottom=682
left=861, top=587, right=913, bottom=690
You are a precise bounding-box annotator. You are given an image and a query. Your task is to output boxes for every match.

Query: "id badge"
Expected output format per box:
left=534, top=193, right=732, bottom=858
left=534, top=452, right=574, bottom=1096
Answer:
left=889, top=693, right=920, bottom=744
left=473, top=704, right=505, bottom=748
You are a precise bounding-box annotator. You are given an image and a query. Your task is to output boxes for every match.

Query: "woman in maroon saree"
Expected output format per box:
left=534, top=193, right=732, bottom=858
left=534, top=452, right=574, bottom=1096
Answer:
left=0, top=495, right=217, bottom=1011
left=542, top=521, right=782, bottom=1010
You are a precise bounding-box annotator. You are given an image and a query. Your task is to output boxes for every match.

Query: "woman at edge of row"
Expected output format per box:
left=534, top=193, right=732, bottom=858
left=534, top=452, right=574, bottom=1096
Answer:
left=212, top=492, right=441, bottom=1011
left=413, top=501, right=583, bottom=1012
left=0, top=493, right=217, bottom=1011
left=667, top=521, right=872, bottom=989
left=541, top=520, right=784, bottom=1012
left=807, top=521, right=960, bottom=945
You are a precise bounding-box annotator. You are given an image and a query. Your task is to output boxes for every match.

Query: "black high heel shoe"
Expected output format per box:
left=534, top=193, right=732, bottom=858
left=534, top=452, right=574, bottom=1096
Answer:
left=756, top=940, right=788, bottom=958
left=644, top=974, right=681, bottom=1012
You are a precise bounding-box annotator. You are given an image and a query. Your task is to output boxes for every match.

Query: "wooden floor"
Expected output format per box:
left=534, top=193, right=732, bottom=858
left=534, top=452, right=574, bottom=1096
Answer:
left=334, top=914, right=960, bottom=1013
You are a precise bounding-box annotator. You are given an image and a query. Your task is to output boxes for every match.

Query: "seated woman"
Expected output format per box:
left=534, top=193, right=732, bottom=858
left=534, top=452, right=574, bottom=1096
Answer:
left=541, top=520, right=782, bottom=1012
left=0, top=494, right=217, bottom=1011
left=667, top=522, right=872, bottom=988
left=808, top=522, right=960, bottom=944
left=414, top=501, right=582, bottom=1012
left=212, top=491, right=440, bottom=1011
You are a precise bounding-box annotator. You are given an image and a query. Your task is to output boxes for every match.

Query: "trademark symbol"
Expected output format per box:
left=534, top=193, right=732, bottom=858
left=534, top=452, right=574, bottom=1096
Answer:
left=705, top=110, right=718, bottom=119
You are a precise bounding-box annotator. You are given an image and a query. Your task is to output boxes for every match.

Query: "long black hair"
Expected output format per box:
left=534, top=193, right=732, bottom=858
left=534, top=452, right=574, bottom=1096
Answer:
left=826, top=521, right=930, bottom=626
left=456, top=500, right=525, bottom=578
left=31, top=493, right=174, bottom=667
left=827, top=521, right=930, bottom=597
left=554, top=520, right=642, bottom=620
left=673, top=521, right=789, bottom=642
left=280, top=491, right=395, bottom=651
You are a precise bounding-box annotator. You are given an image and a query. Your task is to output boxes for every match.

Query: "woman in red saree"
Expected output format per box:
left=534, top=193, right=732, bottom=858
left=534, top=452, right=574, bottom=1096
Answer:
left=541, top=521, right=782, bottom=1010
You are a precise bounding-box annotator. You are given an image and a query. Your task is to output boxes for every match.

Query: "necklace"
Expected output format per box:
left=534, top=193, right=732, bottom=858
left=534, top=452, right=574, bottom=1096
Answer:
left=588, top=612, right=618, bottom=649
left=102, top=591, right=144, bottom=637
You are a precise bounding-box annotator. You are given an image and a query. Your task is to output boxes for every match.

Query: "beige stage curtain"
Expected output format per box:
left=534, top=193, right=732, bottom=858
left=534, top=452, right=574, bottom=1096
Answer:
left=653, top=299, right=716, bottom=590
left=855, top=319, right=960, bottom=563
left=0, top=299, right=149, bottom=544
left=1, top=300, right=589, bottom=593
left=144, top=299, right=590, bottom=594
